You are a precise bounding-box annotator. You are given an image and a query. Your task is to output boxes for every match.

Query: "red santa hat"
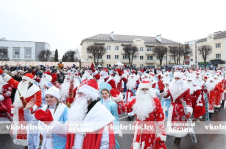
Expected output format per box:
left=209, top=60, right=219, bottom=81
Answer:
left=51, top=73, right=57, bottom=83
left=22, top=73, right=34, bottom=83
left=110, top=88, right=123, bottom=102
left=139, top=80, right=152, bottom=89
left=77, top=79, right=99, bottom=101
left=44, top=71, right=51, bottom=76
left=174, top=72, right=183, bottom=79
left=100, top=68, right=108, bottom=76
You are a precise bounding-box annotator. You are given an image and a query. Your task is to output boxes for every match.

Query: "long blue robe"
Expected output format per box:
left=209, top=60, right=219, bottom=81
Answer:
left=24, top=103, right=68, bottom=149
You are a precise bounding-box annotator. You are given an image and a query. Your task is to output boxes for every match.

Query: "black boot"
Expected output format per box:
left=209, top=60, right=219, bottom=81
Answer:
left=173, top=137, right=181, bottom=149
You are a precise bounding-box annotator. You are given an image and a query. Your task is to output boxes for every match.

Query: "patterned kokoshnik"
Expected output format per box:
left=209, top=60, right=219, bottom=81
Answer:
left=204, top=84, right=210, bottom=121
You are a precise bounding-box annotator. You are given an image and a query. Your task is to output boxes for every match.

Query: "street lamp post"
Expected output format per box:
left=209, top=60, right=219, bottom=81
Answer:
left=102, top=60, right=103, bottom=67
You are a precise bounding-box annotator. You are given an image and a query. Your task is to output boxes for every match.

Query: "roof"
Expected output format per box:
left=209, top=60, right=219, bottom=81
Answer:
left=197, top=30, right=226, bottom=43
left=214, top=30, right=226, bottom=39
left=0, top=39, right=50, bottom=47
left=80, top=34, right=179, bottom=45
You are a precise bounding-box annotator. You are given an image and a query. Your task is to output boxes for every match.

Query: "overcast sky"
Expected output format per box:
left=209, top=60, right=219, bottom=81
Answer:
left=0, top=0, right=225, bottom=58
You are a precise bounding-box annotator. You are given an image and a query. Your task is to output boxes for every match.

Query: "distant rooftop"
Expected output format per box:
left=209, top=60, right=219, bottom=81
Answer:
left=81, top=34, right=179, bottom=45
left=197, top=30, right=226, bottom=43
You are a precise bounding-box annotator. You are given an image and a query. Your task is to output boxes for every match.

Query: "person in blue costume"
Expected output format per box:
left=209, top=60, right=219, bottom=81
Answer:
left=100, top=88, right=121, bottom=149
left=24, top=86, right=68, bottom=149
left=41, top=81, right=53, bottom=107
left=160, top=81, right=171, bottom=120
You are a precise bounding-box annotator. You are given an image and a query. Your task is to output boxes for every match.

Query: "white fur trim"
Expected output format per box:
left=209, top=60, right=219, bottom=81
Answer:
left=79, top=101, right=115, bottom=132
left=214, top=104, right=221, bottom=108
left=138, top=83, right=151, bottom=89
left=133, top=142, right=140, bottom=149
left=111, top=92, right=123, bottom=102
left=22, top=76, right=33, bottom=83
left=45, top=75, right=52, bottom=82
left=174, top=72, right=183, bottom=79
left=159, top=90, right=168, bottom=98
left=93, top=70, right=98, bottom=76
left=156, top=134, right=167, bottom=141
left=78, top=84, right=99, bottom=100
left=42, top=103, right=66, bottom=121
left=100, top=71, right=108, bottom=76
left=224, top=90, right=226, bottom=94
left=0, top=95, right=4, bottom=101
left=32, top=105, right=38, bottom=112
left=13, top=138, right=27, bottom=146
left=2, top=74, right=12, bottom=82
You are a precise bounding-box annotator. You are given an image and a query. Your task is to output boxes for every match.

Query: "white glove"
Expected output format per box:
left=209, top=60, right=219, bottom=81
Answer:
left=0, top=95, right=4, bottom=101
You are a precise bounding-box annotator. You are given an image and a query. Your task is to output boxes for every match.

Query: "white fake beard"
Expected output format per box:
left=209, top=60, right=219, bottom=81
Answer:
left=206, top=82, right=216, bottom=91
left=68, top=95, right=88, bottom=122
left=169, top=79, right=183, bottom=97
left=114, top=74, right=121, bottom=85
left=40, top=77, right=47, bottom=89
left=59, top=82, right=70, bottom=101
left=133, top=91, right=155, bottom=121
left=18, top=81, right=29, bottom=96
left=73, top=79, right=80, bottom=88
left=98, top=76, right=106, bottom=84
left=194, top=78, right=203, bottom=87
left=127, top=78, right=136, bottom=90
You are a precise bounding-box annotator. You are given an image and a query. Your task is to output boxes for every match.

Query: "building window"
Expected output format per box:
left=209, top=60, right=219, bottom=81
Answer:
left=147, top=56, right=153, bottom=60
left=190, top=59, right=193, bottom=61
left=216, top=43, right=221, bottom=48
left=216, top=54, right=221, bottom=59
left=107, top=46, right=111, bottom=50
left=170, top=56, right=174, bottom=60
left=140, top=47, right=143, bottom=51
left=140, top=64, right=143, bottom=67
left=147, top=47, right=153, bottom=51
left=115, top=46, right=119, bottom=50
left=107, top=55, right=111, bottom=59
left=156, top=56, right=159, bottom=60
left=123, top=55, right=129, bottom=59
left=163, top=56, right=166, bottom=60
left=24, top=48, right=32, bottom=59
left=115, top=55, right=119, bottom=59
left=13, top=48, right=20, bottom=58
left=107, top=64, right=111, bottom=67
left=140, top=56, right=143, bottom=60
left=98, top=55, right=102, bottom=59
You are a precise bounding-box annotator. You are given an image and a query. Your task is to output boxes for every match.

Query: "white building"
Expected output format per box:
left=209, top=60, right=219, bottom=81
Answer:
left=0, top=38, right=50, bottom=61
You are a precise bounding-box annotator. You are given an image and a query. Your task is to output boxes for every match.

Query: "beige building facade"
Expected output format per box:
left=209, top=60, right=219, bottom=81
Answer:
left=80, top=33, right=181, bottom=67
left=196, top=31, right=226, bottom=67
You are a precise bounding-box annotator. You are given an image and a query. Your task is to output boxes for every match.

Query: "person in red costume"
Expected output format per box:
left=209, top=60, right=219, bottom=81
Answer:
left=34, top=79, right=116, bottom=149
left=112, top=81, right=167, bottom=149
left=158, top=72, right=192, bottom=149
left=213, top=75, right=224, bottom=110
left=91, top=63, right=117, bottom=90
left=51, top=71, right=61, bottom=89
left=0, top=76, right=13, bottom=121
left=206, top=77, right=217, bottom=116
left=0, top=68, right=42, bottom=147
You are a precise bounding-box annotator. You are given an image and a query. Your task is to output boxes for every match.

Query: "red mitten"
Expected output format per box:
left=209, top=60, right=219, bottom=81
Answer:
left=35, top=109, right=53, bottom=125
left=186, top=112, right=191, bottom=119
left=0, top=68, right=4, bottom=74
left=158, top=80, right=165, bottom=91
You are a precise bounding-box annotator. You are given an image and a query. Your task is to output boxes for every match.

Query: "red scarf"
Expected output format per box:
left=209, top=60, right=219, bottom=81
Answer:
left=66, top=122, right=115, bottom=149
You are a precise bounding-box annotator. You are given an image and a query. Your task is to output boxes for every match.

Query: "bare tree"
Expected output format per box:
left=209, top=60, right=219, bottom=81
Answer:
left=153, top=46, right=167, bottom=66
left=123, top=45, right=138, bottom=66
left=38, top=49, right=52, bottom=62
left=87, top=45, right=106, bottom=66
left=62, top=49, right=80, bottom=62
left=198, top=45, right=212, bottom=68
left=169, top=46, right=178, bottom=64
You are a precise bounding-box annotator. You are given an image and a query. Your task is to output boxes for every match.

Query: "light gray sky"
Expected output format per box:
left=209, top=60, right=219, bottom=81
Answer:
left=0, top=0, right=225, bottom=58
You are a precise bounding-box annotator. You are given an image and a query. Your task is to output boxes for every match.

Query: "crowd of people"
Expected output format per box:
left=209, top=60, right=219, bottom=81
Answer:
left=0, top=62, right=225, bottom=149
